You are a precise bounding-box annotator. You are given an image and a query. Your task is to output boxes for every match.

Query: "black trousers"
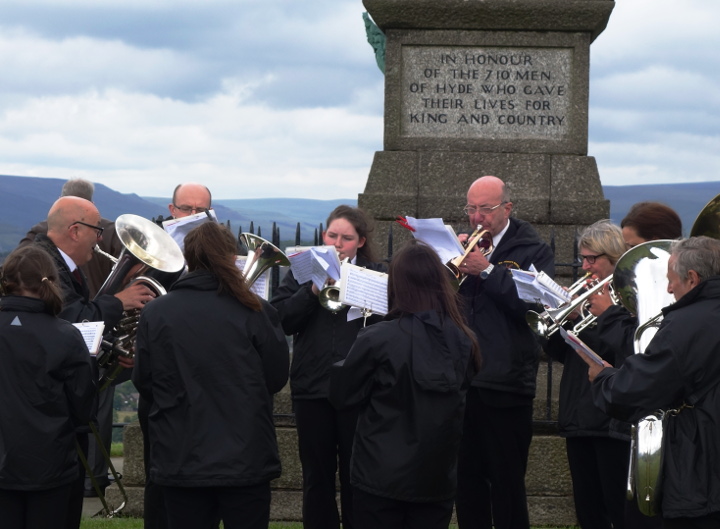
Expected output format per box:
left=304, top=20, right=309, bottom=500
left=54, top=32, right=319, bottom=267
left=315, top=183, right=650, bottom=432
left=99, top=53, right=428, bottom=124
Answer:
left=294, top=398, right=358, bottom=529
left=662, top=513, right=720, bottom=529
left=565, top=436, right=629, bottom=529
left=0, top=483, right=74, bottom=529
left=353, top=487, right=454, bottom=529
left=163, top=482, right=271, bottom=529
left=85, top=384, right=114, bottom=493
left=65, top=433, right=88, bottom=529
left=139, top=395, right=168, bottom=529
left=455, top=389, right=533, bottom=529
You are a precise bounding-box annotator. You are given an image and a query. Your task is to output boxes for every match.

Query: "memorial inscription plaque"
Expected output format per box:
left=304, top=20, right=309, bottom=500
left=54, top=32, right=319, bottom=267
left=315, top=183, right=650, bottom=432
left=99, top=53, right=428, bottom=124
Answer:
left=401, top=46, right=572, bottom=139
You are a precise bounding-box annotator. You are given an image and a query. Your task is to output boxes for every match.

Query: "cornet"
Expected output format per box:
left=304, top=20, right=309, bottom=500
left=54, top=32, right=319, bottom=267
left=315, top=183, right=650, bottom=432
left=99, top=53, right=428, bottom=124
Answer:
left=446, top=224, right=493, bottom=285
left=526, top=274, right=614, bottom=338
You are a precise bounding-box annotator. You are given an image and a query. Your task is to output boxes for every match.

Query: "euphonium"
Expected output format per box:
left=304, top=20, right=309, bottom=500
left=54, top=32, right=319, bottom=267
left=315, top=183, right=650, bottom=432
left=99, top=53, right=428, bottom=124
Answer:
left=94, top=214, right=185, bottom=390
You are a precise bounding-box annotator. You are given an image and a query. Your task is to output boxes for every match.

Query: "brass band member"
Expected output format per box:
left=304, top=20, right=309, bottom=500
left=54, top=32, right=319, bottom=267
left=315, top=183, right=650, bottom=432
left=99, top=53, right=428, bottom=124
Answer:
left=454, top=176, right=554, bottom=529
left=544, top=220, right=629, bottom=529
left=271, top=205, right=385, bottom=529
left=132, top=222, right=289, bottom=529
left=583, top=236, right=720, bottom=529
left=329, top=239, right=481, bottom=529
left=0, top=246, right=95, bottom=529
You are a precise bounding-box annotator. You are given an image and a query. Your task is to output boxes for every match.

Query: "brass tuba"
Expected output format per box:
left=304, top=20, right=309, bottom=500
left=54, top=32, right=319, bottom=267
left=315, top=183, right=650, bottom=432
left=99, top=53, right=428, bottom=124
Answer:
left=612, top=239, right=675, bottom=516
left=94, top=214, right=185, bottom=390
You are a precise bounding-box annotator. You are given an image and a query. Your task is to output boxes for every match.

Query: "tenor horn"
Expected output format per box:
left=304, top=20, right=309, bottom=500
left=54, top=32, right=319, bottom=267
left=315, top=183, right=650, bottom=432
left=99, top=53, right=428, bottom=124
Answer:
left=238, top=233, right=290, bottom=287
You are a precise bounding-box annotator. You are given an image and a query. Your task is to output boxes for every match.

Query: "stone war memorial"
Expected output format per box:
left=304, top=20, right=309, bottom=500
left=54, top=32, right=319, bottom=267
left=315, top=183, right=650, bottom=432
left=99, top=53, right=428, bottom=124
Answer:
left=357, top=0, right=615, bottom=525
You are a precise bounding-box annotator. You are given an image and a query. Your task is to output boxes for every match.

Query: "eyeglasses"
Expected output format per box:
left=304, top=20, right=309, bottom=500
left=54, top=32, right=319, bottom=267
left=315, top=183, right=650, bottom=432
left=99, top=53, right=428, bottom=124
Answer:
left=173, top=204, right=209, bottom=215
left=578, top=253, right=607, bottom=265
left=463, top=202, right=507, bottom=216
left=70, top=221, right=104, bottom=239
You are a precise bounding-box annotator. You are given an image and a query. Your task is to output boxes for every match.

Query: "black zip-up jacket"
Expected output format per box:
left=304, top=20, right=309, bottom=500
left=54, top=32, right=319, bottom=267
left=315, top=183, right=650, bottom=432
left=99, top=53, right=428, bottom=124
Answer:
left=271, top=256, right=386, bottom=400
left=132, top=270, right=289, bottom=487
left=459, top=217, right=554, bottom=402
left=34, top=233, right=123, bottom=328
left=592, top=276, right=720, bottom=519
left=544, top=322, right=624, bottom=439
left=329, top=311, right=475, bottom=502
left=0, top=296, right=95, bottom=491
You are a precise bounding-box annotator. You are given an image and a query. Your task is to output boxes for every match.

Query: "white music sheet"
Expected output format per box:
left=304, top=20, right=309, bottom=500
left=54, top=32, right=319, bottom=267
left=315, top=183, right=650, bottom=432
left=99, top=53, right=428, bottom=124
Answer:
left=235, top=256, right=270, bottom=300
left=402, top=217, right=464, bottom=264
left=287, top=246, right=341, bottom=290
left=72, top=321, right=105, bottom=356
left=162, top=209, right=218, bottom=252
left=339, top=263, right=388, bottom=316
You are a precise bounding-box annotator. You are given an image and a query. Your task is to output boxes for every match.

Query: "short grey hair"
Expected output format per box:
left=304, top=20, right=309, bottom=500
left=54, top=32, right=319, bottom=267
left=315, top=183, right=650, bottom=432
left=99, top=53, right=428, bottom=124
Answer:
left=61, top=178, right=94, bottom=201
left=578, top=220, right=626, bottom=265
left=670, top=236, right=720, bottom=281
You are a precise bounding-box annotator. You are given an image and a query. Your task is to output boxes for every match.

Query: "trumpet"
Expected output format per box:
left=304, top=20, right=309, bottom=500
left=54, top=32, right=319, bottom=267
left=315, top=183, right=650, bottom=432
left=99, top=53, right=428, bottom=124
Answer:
left=446, top=225, right=493, bottom=285
left=526, top=274, right=614, bottom=338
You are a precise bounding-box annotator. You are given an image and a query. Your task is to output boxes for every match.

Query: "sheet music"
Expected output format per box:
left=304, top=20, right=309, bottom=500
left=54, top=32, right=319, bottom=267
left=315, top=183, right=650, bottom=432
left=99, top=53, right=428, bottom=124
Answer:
left=72, top=321, right=105, bottom=356
left=287, top=246, right=341, bottom=290
left=235, top=256, right=270, bottom=300
left=402, top=217, right=464, bottom=264
left=511, top=265, right=571, bottom=308
left=339, top=263, right=388, bottom=315
left=162, top=209, right=218, bottom=252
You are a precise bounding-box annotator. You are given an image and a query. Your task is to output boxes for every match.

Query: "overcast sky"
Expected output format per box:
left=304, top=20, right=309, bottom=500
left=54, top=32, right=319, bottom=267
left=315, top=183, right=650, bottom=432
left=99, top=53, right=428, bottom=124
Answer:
left=0, top=0, right=717, bottom=200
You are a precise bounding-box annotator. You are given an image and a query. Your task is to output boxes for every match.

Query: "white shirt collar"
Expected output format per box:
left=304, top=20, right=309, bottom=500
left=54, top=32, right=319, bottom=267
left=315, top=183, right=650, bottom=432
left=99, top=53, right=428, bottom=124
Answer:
left=57, top=247, right=79, bottom=273
left=487, top=220, right=510, bottom=260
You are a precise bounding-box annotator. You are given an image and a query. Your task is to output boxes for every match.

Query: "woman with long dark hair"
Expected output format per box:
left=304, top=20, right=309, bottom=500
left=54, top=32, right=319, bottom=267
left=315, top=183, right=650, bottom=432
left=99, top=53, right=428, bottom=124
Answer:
left=329, top=239, right=480, bottom=529
left=0, top=246, right=95, bottom=529
left=132, top=222, right=289, bottom=529
left=271, top=205, right=385, bottom=529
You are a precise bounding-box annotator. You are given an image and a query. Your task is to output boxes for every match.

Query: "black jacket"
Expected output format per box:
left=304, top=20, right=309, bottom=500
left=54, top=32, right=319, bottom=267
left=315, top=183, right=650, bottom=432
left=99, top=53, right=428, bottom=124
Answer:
left=545, top=322, right=625, bottom=439
left=271, top=256, right=386, bottom=400
left=329, top=311, right=475, bottom=502
left=132, top=270, right=289, bottom=487
left=0, top=296, right=95, bottom=491
left=592, top=276, right=720, bottom=519
left=459, top=217, right=554, bottom=402
left=34, top=233, right=123, bottom=328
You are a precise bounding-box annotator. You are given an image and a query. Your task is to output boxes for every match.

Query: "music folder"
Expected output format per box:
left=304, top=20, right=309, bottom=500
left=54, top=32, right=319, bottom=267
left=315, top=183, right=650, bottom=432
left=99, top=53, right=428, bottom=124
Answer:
left=559, top=327, right=605, bottom=366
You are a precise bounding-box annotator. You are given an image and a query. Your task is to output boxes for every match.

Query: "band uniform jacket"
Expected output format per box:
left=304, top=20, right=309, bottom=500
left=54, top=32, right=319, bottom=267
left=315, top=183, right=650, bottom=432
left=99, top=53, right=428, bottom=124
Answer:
left=592, top=276, right=720, bottom=519
left=0, top=296, right=95, bottom=491
left=18, top=218, right=122, bottom=298
left=544, top=322, right=625, bottom=439
left=132, top=270, right=290, bottom=487
left=271, top=256, right=386, bottom=400
left=329, top=311, right=475, bottom=502
left=33, top=233, right=124, bottom=329
left=459, top=217, right=554, bottom=401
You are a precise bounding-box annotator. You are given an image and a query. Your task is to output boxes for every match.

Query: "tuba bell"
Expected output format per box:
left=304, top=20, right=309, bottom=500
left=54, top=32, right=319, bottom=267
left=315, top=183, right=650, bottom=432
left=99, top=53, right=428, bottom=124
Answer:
left=238, top=233, right=290, bottom=287
left=94, top=214, right=185, bottom=389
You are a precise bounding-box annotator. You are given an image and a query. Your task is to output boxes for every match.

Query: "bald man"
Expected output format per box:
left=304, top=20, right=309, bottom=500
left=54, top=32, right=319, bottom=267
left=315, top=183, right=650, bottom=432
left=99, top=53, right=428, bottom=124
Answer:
left=34, top=196, right=154, bottom=529
left=168, top=182, right=212, bottom=218
left=454, top=176, right=555, bottom=529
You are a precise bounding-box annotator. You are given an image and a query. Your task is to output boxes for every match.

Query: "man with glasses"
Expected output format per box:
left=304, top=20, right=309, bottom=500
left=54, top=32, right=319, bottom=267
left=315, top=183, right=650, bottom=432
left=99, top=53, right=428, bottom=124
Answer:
left=19, top=178, right=123, bottom=298
left=33, top=196, right=154, bottom=529
left=455, top=175, right=555, bottom=529
left=167, top=182, right=212, bottom=219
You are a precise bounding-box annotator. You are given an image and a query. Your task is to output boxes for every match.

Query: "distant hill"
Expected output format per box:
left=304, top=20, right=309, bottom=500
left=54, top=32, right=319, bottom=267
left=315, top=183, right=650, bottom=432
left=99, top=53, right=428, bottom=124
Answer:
left=1, top=174, right=718, bottom=254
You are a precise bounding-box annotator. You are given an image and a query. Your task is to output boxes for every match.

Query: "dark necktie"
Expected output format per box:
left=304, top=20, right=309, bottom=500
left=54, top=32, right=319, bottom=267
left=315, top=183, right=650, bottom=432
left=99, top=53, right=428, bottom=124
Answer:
left=72, top=268, right=84, bottom=285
